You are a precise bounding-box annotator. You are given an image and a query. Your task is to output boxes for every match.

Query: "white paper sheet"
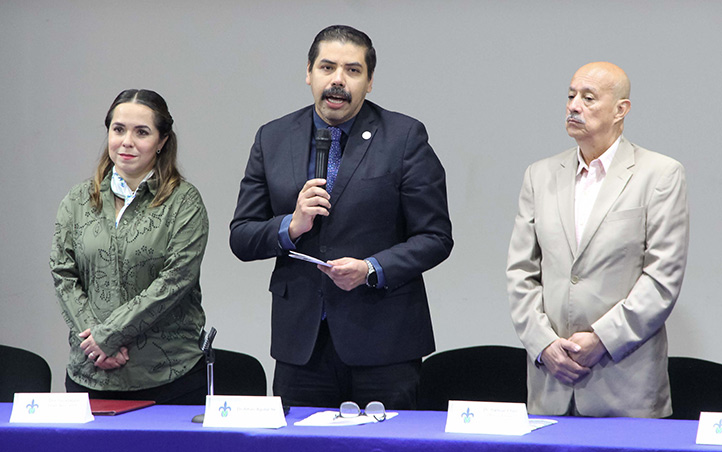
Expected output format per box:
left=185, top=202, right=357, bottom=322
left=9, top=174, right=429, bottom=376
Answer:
left=289, top=251, right=332, bottom=267
left=294, top=410, right=398, bottom=426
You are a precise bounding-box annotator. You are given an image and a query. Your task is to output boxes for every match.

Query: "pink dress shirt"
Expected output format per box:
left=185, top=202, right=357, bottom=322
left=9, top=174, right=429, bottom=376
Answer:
left=574, top=137, right=621, bottom=247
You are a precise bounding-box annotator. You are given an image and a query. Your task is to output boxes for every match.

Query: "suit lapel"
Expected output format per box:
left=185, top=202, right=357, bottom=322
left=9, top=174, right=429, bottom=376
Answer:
left=329, top=102, right=377, bottom=204
left=576, top=136, right=635, bottom=257
left=556, top=149, right=579, bottom=257
left=289, top=108, right=314, bottom=192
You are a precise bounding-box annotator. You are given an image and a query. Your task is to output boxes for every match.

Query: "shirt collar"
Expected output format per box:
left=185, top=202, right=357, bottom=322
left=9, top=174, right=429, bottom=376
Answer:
left=103, top=169, right=158, bottom=195
left=576, top=135, right=621, bottom=176
left=312, top=109, right=356, bottom=136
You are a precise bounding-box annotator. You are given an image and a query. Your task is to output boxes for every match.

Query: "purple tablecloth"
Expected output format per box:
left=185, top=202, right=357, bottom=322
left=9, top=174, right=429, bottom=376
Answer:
left=0, top=403, right=713, bottom=451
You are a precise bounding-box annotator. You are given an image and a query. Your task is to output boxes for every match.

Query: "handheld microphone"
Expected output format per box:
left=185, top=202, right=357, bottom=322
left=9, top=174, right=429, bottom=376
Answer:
left=315, top=128, right=332, bottom=182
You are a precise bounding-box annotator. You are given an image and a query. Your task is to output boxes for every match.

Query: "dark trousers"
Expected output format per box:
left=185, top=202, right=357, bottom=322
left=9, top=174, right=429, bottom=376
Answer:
left=65, top=356, right=206, bottom=405
left=273, top=320, right=421, bottom=410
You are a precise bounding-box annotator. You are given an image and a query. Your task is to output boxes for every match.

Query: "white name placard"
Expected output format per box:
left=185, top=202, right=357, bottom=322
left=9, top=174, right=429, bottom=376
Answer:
left=10, top=393, right=94, bottom=424
left=695, top=412, right=722, bottom=445
left=203, top=395, right=287, bottom=429
left=445, top=400, right=531, bottom=436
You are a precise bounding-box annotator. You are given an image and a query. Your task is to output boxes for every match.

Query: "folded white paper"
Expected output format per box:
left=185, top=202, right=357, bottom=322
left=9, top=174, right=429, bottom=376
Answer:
left=696, top=412, right=722, bottom=445
left=289, top=251, right=332, bottom=267
left=445, top=400, right=531, bottom=436
left=10, top=393, right=94, bottom=424
left=203, top=395, right=287, bottom=429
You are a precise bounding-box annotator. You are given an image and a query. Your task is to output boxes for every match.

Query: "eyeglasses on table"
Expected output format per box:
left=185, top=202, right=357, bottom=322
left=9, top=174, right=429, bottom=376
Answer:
left=335, top=401, right=386, bottom=422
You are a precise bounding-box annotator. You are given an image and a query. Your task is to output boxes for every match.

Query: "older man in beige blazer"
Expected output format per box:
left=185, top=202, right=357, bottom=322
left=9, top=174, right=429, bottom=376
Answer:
left=507, top=62, right=689, bottom=418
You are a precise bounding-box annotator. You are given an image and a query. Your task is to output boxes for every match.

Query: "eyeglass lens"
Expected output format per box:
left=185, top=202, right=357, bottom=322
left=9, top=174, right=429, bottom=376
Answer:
left=339, top=401, right=361, bottom=418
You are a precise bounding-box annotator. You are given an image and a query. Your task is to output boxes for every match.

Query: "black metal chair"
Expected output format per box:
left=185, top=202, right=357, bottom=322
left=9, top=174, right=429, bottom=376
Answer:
left=0, top=344, right=52, bottom=402
left=213, top=349, right=267, bottom=396
left=417, top=345, right=528, bottom=411
left=668, top=356, right=722, bottom=420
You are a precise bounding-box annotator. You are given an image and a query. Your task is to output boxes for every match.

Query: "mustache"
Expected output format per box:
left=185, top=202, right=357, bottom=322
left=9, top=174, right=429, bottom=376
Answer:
left=322, top=86, right=352, bottom=102
left=566, top=113, right=585, bottom=124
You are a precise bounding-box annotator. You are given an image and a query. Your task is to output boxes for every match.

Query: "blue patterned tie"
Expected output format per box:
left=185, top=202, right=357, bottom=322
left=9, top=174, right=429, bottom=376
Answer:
left=326, top=127, right=342, bottom=193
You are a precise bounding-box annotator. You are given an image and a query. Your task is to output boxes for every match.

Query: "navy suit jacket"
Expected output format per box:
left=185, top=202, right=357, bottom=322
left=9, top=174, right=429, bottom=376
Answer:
left=230, top=101, right=453, bottom=366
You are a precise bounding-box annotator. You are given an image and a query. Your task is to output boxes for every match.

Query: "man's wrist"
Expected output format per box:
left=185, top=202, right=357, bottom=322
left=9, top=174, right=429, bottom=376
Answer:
left=278, top=214, right=297, bottom=250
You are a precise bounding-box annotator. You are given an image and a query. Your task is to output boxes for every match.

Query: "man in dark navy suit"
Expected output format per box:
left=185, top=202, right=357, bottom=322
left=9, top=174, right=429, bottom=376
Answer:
left=230, top=25, right=453, bottom=409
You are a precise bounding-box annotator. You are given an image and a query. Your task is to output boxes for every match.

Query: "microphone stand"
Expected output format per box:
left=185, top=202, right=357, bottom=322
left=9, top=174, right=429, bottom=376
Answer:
left=191, top=327, right=217, bottom=423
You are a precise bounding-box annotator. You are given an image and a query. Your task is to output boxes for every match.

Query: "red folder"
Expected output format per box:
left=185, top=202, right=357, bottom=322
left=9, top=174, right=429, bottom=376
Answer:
left=90, top=399, right=155, bottom=415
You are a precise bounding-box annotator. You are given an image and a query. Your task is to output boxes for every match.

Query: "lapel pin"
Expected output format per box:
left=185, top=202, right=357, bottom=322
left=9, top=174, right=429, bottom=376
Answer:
left=362, top=131, right=372, bottom=140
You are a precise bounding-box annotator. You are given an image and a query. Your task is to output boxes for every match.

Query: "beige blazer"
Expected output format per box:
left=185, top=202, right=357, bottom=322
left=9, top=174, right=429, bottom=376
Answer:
left=507, top=136, right=689, bottom=418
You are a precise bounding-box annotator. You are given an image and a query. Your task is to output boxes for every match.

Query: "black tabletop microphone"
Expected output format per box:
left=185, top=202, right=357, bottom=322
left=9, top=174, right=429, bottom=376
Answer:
left=191, top=327, right=217, bottom=423
left=315, top=128, right=332, bottom=184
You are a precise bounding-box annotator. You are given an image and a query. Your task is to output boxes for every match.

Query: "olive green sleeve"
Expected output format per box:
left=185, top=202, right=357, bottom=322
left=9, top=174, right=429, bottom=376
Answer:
left=50, top=188, right=100, bottom=337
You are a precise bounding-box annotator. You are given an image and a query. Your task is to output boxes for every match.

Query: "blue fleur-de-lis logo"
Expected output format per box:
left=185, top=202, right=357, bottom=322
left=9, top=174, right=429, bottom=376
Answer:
left=461, top=408, right=474, bottom=424
left=26, top=400, right=39, bottom=415
left=219, top=402, right=231, bottom=418
left=714, top=419, right=722, bottom=434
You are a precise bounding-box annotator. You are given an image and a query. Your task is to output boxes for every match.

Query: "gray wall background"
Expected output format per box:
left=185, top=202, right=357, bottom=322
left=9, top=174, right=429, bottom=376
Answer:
left=1, top=0, right=719, bottom=393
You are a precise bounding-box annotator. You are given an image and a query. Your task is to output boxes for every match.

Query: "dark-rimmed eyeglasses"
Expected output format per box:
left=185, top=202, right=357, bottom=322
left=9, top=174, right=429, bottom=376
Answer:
left=335, top=401, right=386, bottom=422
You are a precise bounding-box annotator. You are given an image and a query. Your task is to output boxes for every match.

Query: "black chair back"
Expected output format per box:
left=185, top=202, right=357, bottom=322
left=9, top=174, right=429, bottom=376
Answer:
left=418, top=345, right=527, bottom=411
left=668, top=356, right=722, bottom=420
left=0, top=344, right=52, bottom=402
left=213, top=349, right=267, bottom=396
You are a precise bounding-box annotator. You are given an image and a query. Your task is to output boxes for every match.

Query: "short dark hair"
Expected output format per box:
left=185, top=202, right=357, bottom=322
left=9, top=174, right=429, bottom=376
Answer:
left=308, top=25, right=376, bottom=79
